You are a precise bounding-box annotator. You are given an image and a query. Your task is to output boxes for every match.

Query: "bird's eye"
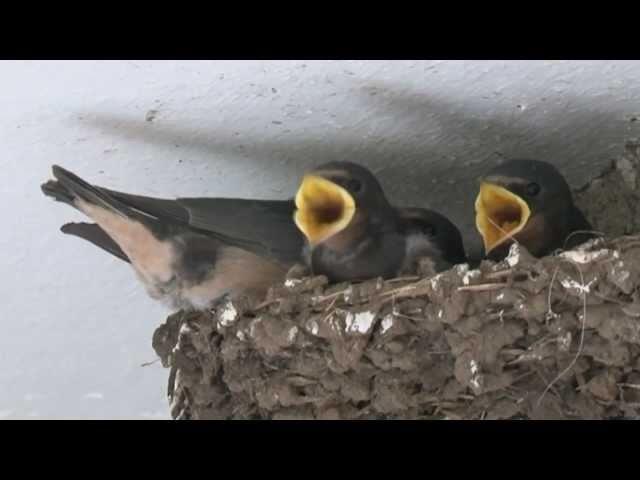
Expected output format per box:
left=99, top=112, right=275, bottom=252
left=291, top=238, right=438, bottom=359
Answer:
left=345, top=178, right=363, bottom=194
left=526, top=182, right=541, bottom=196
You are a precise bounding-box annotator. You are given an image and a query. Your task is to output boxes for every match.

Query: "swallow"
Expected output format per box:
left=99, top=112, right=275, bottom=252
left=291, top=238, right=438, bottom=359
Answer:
left=41, top=165, right=304, bottom=310
left=396, top=207, right=468, bottom=274
left=293, top=161, right=467, bottom=282
left=475, top=159, right=595, bottom=260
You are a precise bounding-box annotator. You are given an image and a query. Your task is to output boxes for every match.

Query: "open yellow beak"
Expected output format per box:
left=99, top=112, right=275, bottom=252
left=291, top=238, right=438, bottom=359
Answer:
left=294, top=175, right=356, bottom=246
left=475, top=182, right=531, bottom=254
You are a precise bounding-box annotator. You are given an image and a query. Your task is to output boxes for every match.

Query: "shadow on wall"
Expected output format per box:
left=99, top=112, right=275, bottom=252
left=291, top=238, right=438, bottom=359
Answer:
left=80, top=81, right=640, bottom=259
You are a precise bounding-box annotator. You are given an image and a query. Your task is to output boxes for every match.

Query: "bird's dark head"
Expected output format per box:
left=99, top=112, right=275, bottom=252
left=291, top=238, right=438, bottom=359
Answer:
left=399, top=207, right=467, bottom=266
left=475, top=159, right=573, bottom=255
left=294, top=161, right=392, bottom=246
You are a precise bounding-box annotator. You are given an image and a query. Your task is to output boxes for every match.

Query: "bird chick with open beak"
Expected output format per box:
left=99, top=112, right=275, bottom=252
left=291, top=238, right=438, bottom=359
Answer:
left=294, top=161, right=467, bottom=282
left=475, top=159, right=595, bottom=261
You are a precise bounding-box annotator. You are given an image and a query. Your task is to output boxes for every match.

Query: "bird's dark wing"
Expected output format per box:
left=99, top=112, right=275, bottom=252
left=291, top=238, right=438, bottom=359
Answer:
left=179, top=197, right=303, bottom=264
left=103, top=189, right=304, bottom=265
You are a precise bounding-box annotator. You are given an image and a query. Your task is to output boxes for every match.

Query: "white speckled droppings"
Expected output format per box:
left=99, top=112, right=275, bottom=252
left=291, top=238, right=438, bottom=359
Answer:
left=561, top=278, right=596, bottom=294
left=520, top=352, right=544, bottom=362
left=236, top=330, right=246, bottom=341
left=558, top=331, right=572, bottom=351
left=560, top=249, right=611, bottom=264
left=179, top=322, right=192, bottom=336
left=380, top=315, right=394, bottom=334
left=456, top=264, right=470, bottom=275
left=430, top=273, right=444, bottom=291
left=470, top=377, right=481, bottom=390
left=469, top=359, right=483, bottom=392
left=307, top=320, right=319, bottom=336
left=248, top=318, right=261, bottom=338
left=284, top=279, right=301, bottom=288
left=345, top=311, right=376, bottom=334
left=288, top=326, right=299, bottom=342
left=343, top=286, right=354, bottom=303
left=462, top=269, right=481, bottom=285
left=470, top=359, right=480, bottom=375
left=506, top=244, right=521, bottom=267
left=496, top=293, right=505, bottom=301
left=610, top=260, right=631, bottom=285
left=218, top=302, right=239, bottom=327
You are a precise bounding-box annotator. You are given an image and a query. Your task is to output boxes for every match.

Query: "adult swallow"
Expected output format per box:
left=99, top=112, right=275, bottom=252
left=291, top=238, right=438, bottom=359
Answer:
left=475, top=159, right=595, bottom=260
left=293, top=161, right=467, bottom=282
left=41, top=166, right=304, bottom=310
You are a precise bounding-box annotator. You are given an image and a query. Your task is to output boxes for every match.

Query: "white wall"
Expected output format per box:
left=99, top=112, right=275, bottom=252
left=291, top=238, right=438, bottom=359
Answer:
left=1, top=60, right=639, bottom=419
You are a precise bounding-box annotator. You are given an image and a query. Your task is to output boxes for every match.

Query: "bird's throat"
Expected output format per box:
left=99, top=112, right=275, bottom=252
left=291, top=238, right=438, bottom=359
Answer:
left=475, top=183, right=531, bottom=254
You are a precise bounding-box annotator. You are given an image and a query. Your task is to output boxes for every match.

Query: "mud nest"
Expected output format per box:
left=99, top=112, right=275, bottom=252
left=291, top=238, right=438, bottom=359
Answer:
left=152, top=141, right=640, bottom=420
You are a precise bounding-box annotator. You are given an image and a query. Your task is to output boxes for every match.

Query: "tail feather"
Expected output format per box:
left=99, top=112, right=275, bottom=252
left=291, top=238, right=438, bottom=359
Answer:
left=102, top=188, right=190, bottom=224
left=50, top=165, right=135, bottom=218
left=41, top=179, right=75, bottom=206
left=44, top=165, right=163, bottom=233
left=61, top=222, right=130, bottom=263
left=42, top=165, right=168, bottom=264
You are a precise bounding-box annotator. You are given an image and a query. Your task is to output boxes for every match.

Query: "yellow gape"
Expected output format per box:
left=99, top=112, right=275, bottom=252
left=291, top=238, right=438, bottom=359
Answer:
left=294, top=175, right=356, bottom=246
left=475, top=183, right=531, bottom=254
